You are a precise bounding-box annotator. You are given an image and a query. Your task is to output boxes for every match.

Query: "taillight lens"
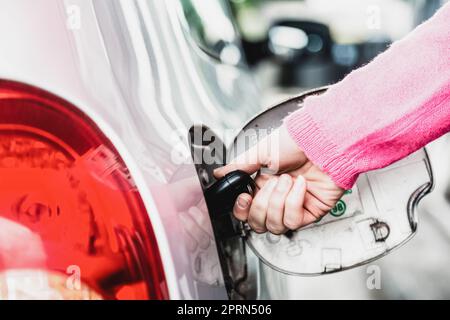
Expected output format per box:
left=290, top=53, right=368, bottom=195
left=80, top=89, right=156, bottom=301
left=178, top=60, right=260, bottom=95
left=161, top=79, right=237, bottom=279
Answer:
left=0, top=80, right=168, bottom=300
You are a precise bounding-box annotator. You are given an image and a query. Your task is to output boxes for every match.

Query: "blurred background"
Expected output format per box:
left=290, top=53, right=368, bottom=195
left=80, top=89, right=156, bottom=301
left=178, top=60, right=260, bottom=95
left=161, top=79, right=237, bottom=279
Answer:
left=222, top=0, right=450, bottom=299
left=227, top=0, right=445, bottom=104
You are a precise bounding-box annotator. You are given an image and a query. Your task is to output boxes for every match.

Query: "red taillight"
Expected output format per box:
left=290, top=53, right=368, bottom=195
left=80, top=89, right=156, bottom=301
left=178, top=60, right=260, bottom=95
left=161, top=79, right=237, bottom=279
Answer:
left=0, top=80, right=168, bottom=300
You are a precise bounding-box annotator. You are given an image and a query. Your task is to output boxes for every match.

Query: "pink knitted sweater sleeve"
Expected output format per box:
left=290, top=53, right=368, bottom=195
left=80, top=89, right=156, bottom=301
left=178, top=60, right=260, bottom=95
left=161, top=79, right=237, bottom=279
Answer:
left=284, top=3, right=450, bottom=190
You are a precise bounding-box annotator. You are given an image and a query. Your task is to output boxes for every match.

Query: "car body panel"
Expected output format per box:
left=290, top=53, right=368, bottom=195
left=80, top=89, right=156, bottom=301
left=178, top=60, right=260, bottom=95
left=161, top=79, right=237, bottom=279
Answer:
left=0, top=0, right=262, bottom=299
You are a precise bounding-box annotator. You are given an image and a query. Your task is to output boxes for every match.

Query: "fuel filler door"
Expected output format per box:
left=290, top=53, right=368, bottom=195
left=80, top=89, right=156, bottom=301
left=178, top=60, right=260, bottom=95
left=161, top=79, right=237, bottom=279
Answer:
left=227, top=87, right=433, bottom=275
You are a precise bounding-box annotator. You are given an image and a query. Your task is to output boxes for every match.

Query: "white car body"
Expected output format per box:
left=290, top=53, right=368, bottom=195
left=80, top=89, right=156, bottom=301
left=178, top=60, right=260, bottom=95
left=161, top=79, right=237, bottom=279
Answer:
left=0, top=0, right=262, bottom=299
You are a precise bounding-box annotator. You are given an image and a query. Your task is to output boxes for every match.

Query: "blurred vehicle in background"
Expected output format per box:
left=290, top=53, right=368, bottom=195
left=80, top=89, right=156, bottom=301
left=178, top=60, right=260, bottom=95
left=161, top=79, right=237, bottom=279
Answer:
left=229, top=0, right=445, bottom=101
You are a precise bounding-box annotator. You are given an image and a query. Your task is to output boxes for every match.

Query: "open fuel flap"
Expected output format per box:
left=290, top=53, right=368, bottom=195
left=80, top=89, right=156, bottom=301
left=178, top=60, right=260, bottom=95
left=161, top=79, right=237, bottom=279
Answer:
left=228, top=87, right=434, bottom=275
left=193, top=87, right=433, bottom=282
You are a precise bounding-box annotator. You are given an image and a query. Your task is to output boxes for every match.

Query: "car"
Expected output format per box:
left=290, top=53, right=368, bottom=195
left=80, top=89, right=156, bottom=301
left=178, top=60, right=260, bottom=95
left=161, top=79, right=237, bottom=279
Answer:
left=0, top=0, right=444, bottom=301
left=0, top=0, right=266, bottom=300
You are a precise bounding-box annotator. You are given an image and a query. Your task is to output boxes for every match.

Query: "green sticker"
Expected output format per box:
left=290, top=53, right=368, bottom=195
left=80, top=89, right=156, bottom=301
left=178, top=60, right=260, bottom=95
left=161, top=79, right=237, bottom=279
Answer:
left=330, top=200, right=347, bottom=217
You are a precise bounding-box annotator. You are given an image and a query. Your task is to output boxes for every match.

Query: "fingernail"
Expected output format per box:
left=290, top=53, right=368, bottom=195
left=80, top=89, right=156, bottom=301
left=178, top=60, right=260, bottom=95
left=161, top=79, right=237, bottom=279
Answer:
left=237, top=196, right=249, bottom=209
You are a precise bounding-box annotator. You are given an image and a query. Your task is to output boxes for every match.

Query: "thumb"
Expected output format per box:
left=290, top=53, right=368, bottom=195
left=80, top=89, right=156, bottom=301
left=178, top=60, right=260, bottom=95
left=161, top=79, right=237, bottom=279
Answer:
left=214, top=126, right=301, bottom=178
left=214, top=128, right=280, bottom=178
left=213, top=141, right=264, bottom=178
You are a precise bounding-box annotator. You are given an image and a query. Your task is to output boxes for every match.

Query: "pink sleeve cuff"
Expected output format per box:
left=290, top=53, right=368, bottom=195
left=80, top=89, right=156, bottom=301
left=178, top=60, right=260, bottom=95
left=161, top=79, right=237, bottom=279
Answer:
left=283, top=3, right=450, bottom=190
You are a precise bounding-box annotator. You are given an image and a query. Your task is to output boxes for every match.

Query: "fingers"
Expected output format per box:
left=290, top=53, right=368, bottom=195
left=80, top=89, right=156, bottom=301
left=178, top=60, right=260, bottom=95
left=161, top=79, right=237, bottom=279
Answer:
left=283, top=176, right=306, bottom=230
left=232, top=175, right=309, bottom=234
left=254, top=173, right=272, bottom=189
left=228, top=168, right=338, bottom=234
left=300, top=209, right=322, bottom=227
left=214, top=127, right=307, bottom=179
left=213, top=160, right=260, bottom=179
left=248, top=178, right=278, bottom=233
left=231, top=173, right=274, bottom=223
left=266, top=174, right=293, bottom=234
left=214, top=143, right=263, bottom=178
left=303, top=192, right=333, bottom=220
left=232, top=193, right=252, bottom=221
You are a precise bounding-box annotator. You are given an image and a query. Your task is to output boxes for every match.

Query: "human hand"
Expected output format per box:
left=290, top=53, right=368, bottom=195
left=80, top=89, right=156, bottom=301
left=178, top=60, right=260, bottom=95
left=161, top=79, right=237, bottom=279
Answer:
left=214, top=125, right=345, bottom=234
